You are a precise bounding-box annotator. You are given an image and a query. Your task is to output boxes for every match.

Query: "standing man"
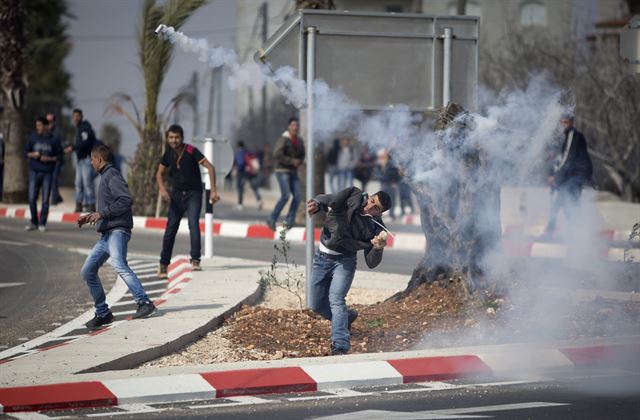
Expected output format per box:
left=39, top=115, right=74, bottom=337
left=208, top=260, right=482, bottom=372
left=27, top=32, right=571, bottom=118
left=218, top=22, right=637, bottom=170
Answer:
left=306, top=186, right=392, bottom=355
left=544, top=113, right=593, bottom=235
left=25, top=116, right=62, bottom=232
left=156, top=124, right=220, bottom=278
left=78, top=144, right=156, bottom=329
left=65, top=109, right=97, bottom=212
left=46, top=113, right=65, bottom=205
left=266, top=117, right=305, bottom=230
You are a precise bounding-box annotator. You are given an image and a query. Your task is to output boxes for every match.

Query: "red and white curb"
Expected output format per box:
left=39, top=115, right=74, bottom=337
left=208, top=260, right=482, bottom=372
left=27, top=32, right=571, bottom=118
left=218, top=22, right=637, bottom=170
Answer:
left=1, top=207, right=637, bottom=261
left=0, top=257, right=191, bottom=365
left=0, top=342, right=637, bottom=413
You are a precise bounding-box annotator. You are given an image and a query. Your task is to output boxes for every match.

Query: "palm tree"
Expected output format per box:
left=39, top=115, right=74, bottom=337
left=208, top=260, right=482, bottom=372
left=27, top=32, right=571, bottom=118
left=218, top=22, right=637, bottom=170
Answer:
left=110, top=0, right=206, bottom=215
left=0, top=0, right=28, bottom=203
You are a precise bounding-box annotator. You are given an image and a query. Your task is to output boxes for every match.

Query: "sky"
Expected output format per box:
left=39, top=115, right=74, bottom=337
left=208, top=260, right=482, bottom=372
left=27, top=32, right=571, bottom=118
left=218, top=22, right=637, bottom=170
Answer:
left=64, top=0, right=237, bottom=157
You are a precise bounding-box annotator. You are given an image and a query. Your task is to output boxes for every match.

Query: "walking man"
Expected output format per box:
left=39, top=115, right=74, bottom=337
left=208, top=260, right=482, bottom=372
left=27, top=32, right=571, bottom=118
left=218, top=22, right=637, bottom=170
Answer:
left=234, top=141, right=263, bottom=210
left=544, top=113, right=593, bottom=235
left=267, top=117, right=305, bottom=230
left=25, top=116, right=62, bottom=232
left=306, top=186, right=392, bottom=355
left=65, top=109, right=97, bottom=212
left=156, top=124, right=219, bottom=278
left=78, top=144, right=156, bottom=329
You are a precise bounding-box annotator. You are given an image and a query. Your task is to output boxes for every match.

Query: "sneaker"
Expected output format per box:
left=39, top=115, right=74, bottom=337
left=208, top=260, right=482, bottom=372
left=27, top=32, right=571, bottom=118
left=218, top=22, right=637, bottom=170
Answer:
left=74, top=202, right=83, bottom=212
left=25, top=224, right=37, bottom=231
left=84, top=204, right=96, bottom=212
left=266, top=219, right=276, bottom=231
left=132, top=302, right=156, bottom=319
left=347, top=309, right=359, bottom=331
left=85, top=312, right=114, bottom=330
left=157, top=264, right=168, bottom=279
left=191, top=259, right=202, bottom=271
left=236, top=204, right=244, bottom=211
left=38, top=225, right=47, bottom=232
left=330, top=342, right=348, bottom=356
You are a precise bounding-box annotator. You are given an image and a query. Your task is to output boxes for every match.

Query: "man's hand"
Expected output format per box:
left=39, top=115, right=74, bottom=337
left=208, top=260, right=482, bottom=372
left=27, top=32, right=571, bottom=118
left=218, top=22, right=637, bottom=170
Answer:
left=293, top=159, right=302, bottom=168
left=160, top=190, right=170, bottom=202
left=64, top=146, right=73, bottom=154
left=306, top=199, right=319, bottom=215
left=209, top=190, right=220, bottom=204
left=77, top=212, right=101, bottom=228
left=371, top=231, right=388, bottom=250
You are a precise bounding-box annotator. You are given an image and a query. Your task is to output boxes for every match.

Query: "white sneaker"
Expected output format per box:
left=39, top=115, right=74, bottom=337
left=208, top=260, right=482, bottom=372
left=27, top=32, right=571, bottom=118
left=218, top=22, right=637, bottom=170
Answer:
left=236, top=204, right=244, bottom=211
left=25, top=224, right=37, bottom=231
left=38, top=226, right=47, bottom=232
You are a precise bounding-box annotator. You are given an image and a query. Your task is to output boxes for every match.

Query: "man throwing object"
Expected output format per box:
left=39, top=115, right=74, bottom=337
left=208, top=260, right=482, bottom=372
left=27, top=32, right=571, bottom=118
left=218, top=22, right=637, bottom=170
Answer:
left=307, top=186, right=392, bottom=355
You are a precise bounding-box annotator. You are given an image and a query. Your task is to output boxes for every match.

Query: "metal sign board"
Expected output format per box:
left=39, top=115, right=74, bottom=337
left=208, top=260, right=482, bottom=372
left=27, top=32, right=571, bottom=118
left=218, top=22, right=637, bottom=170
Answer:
left=620, top=15, right=640, bottom=73
left=256, top=9, right=479, bottom=111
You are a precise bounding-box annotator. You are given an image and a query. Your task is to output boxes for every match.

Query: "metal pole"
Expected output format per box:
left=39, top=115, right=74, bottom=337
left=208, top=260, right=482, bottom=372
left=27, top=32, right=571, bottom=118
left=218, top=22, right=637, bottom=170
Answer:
left=204, top=137, right=214, bottom=258
left=305, top=26, right=316, bottom=308
left=442, top=27, right=452, bottom=107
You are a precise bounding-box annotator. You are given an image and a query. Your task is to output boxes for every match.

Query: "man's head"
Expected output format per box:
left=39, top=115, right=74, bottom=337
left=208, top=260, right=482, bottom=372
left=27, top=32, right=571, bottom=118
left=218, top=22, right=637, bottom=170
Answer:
left=166, top=124, right=184, bottom=150
left=287, top=117, right=299, bottom=136
left=72, top=109, right=83, bottom=126
left=90, top=144, right=113, bottom=172
left=35, top=116, right=48, bottom=135
left=560, top=113, right=574, bottom=130
left=46, top=113, right=56, bottom=126
left=362, top=191, right=392, bottom=218
left=237, top=140, right=245, bottom=149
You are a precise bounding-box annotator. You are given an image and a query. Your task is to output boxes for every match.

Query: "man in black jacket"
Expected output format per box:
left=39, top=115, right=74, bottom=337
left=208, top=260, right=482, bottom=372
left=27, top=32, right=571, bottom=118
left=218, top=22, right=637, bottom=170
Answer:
left=78, top=144, right=156, bottom=329
left=544, top=114, right=593, bottom=234
left=65, top=109, right=97, bottom=212
left=306, top=186, right=392, bottom=355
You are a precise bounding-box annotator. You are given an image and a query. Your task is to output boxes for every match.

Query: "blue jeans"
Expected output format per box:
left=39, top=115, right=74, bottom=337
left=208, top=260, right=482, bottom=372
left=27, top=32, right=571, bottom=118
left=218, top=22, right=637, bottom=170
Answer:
left=269, top=172, right=301, bottom=226
left=75, top=157, right=96, bottom=205
left=546, top=178, right=583, bottom=232
left=309, top=251, right=357, bottom=351
left=160, top=190, right=202, bottom=265
left=82, top=229, right=150, bottom=317
left=237, top=172, right=261, bottom=205
left=337, top=169, right=353, bottom=192
left=28, top=170, right=53, bottom=227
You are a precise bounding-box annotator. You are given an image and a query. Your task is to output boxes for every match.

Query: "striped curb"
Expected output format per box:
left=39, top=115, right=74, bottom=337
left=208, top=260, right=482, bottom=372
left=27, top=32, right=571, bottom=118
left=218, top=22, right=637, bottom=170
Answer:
left=1, top=207, right=637, bottom=261
left=0, top=342, right=638, bottom=413
left=0, top=256, right=191, bottom=365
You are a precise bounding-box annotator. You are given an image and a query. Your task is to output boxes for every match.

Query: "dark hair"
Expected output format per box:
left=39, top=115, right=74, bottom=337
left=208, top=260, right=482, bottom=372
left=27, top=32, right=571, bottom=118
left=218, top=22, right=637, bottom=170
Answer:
left=288, top=117, right=299, bottom=125
left=72, top=108, right=83, bottom=115
left=166, top=124, right=184, bottom=138
left=237, top=141, right=245, bottom=148
left=373, top=191, right=392, bottom=212
left=36, top=116, right=48, bottom=125
left=91, top=143, right=113, bottom=163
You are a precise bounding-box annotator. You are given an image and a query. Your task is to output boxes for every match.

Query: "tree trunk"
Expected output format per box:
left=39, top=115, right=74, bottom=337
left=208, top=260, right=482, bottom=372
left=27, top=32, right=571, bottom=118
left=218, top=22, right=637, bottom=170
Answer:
left=129, top=127, right=162, bottom=216
left=0, top=0, right=28, bottom=203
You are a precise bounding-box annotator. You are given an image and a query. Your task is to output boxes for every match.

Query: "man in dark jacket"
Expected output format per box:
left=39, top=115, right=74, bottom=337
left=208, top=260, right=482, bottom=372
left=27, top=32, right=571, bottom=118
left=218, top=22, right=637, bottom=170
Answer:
left=65, top=109, right=97, bottom=212
left=267, top=117, right=305, bottom=230
left=78, top=144, right=156, bottom=329
left=25, top=116, right=62, bottom=232
left=544, top=114, right=593, bottom=234
left=306, top=186, right=392, bottom=355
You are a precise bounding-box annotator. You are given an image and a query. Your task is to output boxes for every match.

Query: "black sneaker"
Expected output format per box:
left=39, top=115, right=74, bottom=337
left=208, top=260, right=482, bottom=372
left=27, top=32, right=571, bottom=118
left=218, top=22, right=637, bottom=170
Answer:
left=330, top=342, right=348, bottom=356
left=85, top=312, right=114, bottom=330
left=347, top=309, right=359, bottom=331
left=132, top=301, right=156, bottom=319
left=266, top=219, right=276, bottom=231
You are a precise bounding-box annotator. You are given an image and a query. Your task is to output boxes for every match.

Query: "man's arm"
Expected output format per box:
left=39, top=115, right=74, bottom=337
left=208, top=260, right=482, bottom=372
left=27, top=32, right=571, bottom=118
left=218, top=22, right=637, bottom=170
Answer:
left=364, top=231, right=387, bottom=268
left=199, top=158, right=220, bottom=204
left=156, top=164, right=170, bottom=202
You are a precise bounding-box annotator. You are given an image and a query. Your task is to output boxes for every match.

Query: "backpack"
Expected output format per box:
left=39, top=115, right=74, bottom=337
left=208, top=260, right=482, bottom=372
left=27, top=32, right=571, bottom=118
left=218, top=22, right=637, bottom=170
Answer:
left=244, top=151, right=261, bottom=176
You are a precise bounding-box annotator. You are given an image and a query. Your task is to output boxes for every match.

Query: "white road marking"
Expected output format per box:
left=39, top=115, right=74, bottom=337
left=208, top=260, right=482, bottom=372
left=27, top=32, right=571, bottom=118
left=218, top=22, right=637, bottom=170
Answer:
left=0, top=239, right=28, bottom=246
left=0, top=282, right=26, bottom=288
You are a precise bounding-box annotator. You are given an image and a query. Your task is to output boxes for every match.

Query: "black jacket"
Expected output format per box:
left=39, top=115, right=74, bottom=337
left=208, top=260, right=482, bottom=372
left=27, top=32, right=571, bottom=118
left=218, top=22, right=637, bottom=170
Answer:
left=555, top=127, right=592, bottom=186
left=313, top=186, right=385, bottom=269
left=73, top=120, right=97, bottom=160
left=96, top=163, right=134, bottom=233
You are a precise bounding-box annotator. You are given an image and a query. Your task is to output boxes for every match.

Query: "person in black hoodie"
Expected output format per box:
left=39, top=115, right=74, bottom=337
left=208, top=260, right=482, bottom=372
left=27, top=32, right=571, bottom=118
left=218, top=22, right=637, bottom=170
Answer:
left=306, top=186, right=392, bottom=355
left=65, top=109, right=97, bottom=212
left=544, top=114, right=593, bottom=234
left=25, top=116, right=62, bottom=232
left=77, top=144, right=156, bottom=329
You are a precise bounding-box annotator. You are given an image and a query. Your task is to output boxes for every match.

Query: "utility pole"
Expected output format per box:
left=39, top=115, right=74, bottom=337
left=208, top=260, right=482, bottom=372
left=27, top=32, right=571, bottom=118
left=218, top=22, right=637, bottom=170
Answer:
left=260, top=2, right=268, bottom=150
left=206, top=69, right=215, bottom=133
